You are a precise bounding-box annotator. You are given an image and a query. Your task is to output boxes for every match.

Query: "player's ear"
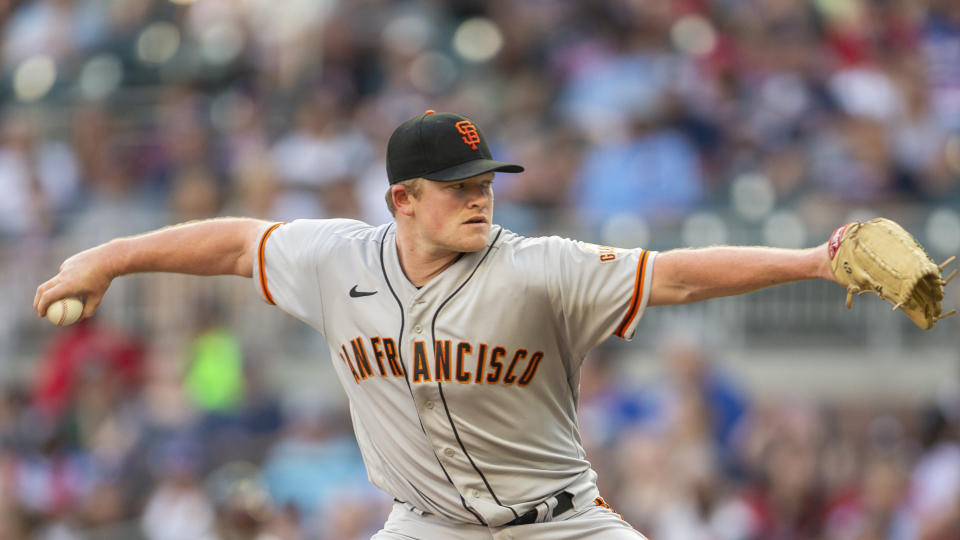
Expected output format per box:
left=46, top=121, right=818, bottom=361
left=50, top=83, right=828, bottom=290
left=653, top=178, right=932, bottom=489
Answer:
left=392, top=184, right=416, bottom=216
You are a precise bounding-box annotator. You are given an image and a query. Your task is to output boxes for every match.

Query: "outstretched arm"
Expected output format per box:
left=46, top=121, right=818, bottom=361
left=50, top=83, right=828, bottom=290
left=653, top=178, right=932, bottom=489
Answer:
left=34, top=217, right=269, bottom=320
left=648, top=243, right=834, bottom=306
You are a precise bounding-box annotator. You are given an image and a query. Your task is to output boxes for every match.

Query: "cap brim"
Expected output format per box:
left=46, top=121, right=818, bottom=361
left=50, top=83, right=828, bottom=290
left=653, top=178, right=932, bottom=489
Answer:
left=422, top=159, right=524, bottom=182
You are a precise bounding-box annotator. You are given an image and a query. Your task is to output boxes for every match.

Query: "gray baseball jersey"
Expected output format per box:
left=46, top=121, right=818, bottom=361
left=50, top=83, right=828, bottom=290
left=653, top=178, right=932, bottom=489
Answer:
left=253, top=219, right=656, bottom=528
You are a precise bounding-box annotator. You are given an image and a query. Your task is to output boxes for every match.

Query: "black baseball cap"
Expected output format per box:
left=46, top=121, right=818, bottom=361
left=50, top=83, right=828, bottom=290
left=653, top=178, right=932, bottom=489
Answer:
left=386, top=110, right=524, bottom=185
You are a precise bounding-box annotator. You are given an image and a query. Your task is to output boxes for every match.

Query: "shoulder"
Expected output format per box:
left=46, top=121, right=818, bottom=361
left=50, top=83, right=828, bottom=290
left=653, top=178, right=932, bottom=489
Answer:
left=490, top=229, right=590, bottom=270
left=494, top=229, right=586, bottom=256
left=279, top=219, right=387, bottom=242
left=266, top=219, right=391, bottom=258
left=494, top=228, right=643, bottom=267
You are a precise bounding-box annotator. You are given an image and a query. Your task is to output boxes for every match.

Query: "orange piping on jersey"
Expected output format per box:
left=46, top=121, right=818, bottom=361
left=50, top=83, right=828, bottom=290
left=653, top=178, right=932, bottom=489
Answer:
left=257, top=222, right=286, bottom=305
left=615, top=250, right=649, bottom=338
left=594, top=496, right=628, bottom=523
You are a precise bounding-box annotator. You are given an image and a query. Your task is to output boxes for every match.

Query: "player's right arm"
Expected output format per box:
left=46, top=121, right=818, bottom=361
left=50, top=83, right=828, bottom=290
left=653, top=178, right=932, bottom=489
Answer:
left=34, top=217, right=269, bottom=321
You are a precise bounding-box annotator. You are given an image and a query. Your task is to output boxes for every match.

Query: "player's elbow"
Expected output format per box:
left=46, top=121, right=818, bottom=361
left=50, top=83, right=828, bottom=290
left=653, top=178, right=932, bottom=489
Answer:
left=648, top=250, right=702, bottom=306
left=231, top=219, right=271, bottom=278
left=233, top=248, right=255, bottom=278
left=648, top=281, right=700, bottom=306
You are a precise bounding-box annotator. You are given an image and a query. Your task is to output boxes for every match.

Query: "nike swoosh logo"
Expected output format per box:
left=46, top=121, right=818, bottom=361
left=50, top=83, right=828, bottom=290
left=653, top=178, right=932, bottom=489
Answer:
left=349, top=285, right=377, bottom=298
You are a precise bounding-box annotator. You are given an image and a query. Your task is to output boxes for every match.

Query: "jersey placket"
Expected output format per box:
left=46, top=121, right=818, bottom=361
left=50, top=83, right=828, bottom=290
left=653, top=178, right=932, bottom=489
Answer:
left=414, top=239, right=523, bottom=525
left=374, top=226, right=489, bottom=524
left=380, top=225, right=516, bottom=524
left=405, top=288, right=491, bottom=507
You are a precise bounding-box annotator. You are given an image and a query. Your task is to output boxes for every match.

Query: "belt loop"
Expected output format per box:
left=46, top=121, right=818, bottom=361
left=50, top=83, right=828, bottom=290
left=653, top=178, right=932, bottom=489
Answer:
left=538, top=496, right=559, bottom=523
left=504, top=491, right=574, bottom=526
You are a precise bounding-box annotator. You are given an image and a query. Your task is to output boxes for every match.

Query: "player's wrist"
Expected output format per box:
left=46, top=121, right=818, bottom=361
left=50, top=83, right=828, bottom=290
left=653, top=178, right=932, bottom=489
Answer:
left=794, top=244, right=832, bottom=282
left=812, top=243, right=835, bottom=282
left=97, top=238, right=130, bottom=280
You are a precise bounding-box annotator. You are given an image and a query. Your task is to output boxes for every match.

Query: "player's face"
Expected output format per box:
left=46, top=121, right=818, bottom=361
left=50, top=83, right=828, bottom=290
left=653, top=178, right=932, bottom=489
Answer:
left=413, top=172, right=494, bottom=253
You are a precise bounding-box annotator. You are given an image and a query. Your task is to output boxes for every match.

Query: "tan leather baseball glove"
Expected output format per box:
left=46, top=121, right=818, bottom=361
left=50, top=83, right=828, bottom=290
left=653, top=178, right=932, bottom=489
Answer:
left=828, top=218, right=957, bottom=329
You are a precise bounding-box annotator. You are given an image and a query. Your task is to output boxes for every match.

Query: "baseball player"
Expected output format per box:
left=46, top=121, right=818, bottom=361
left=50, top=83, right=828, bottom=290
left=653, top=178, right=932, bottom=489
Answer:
left=35, top=111, right=839, bottom=539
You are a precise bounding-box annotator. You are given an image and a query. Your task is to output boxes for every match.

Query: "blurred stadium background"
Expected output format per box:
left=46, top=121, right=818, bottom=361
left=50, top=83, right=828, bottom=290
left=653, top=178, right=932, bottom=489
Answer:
left=1, top=0, right=960, bottom=538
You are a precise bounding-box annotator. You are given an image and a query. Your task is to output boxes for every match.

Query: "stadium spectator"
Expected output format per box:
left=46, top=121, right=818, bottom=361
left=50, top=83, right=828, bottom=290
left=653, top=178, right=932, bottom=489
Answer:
left=4, top=0, right=960, bottom=537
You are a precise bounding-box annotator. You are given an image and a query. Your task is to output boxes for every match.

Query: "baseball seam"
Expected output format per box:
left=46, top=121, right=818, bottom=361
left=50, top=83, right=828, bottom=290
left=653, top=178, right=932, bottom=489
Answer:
left=57, top=299, right=67, bottom=326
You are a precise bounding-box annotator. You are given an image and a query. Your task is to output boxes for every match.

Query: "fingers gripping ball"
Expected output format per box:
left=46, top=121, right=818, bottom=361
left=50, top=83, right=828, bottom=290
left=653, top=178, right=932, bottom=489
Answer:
left=828, top=218, right=957, bottom=330
left=45, top=297, right=85, bottom=327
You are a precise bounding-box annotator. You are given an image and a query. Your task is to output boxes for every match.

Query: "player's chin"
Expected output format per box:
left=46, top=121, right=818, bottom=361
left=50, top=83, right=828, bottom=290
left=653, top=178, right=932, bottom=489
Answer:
left=458, top=224, right=491, bottom=251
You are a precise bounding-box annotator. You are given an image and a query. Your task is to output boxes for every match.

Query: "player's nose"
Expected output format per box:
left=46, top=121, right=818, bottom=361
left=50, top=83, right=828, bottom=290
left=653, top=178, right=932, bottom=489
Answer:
left=465, top=185, right=491, bottom=208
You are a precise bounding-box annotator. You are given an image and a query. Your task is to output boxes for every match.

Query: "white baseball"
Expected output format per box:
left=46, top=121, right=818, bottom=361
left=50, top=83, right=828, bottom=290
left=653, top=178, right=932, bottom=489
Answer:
left=45, top=297, right=84, bottom=326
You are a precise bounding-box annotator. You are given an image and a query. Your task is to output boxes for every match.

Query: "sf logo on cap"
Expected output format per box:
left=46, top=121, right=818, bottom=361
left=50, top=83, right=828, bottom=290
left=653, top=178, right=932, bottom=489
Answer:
left=455, top=120, right=481, bottom=150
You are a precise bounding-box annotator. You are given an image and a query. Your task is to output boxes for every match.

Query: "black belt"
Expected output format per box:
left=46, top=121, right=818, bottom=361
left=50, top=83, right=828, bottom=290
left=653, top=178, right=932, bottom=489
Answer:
left=505, top=491, right=574, bottom=526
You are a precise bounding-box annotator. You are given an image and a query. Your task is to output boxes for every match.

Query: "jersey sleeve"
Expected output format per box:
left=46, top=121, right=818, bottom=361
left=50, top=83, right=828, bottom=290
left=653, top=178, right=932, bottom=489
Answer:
left=540, top=237, right=657, bottom=352
left=252, top=219, right=367, bottom=332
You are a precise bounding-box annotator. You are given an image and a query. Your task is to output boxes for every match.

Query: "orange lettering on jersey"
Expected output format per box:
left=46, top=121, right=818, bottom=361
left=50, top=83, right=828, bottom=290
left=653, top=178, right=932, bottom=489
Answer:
left=340, top=345, right=360, bottom=384
left=434, top=340, right=452, bottom=382
left=517, top=351, right=544, bottom=387
left=455, top=342, right=472, bottom=383
left=598, top=245, right=617, bottom=262
left=351, top=338, right=374, bottom=379
left=474, top=343, right=488, bottom=383
left=486, top=346, right=506, bottom=384
left=340, top=337, right=545, bottom=387
left=382, top=337, right=402, bottom=376
left=502, top=349, right=526, bottom=384
left=412, top=341, right=431, bottom=383
left=455, top=120, right=481, bottom=150
left=370, top=337, right=388, bottom=376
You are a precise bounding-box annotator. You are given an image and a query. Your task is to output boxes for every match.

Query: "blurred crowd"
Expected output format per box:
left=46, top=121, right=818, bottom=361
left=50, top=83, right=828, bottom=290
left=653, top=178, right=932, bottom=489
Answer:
left=0, top=314, right=392, bottom=539
left=3, top=320, right=960, bottom=539
left=581, top=338, right=960, bottom=540
left=1, top=0, right=959, bottom=248
left=1, top=0, right=960, bottom=538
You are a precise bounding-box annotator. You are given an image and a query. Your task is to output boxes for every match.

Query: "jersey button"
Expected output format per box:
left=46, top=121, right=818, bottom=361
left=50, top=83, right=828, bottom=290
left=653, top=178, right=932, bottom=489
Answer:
left=471, top=489, right=481, bottom=498
left=444, top=448, right=455, bottom=457
left=413, top=324, right=423, bottom=334
left=425, top=401, right=435, bottom=410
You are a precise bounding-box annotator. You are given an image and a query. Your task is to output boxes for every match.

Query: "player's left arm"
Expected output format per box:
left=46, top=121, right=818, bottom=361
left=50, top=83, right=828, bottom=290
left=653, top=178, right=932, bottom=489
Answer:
left=648, top=243, right=834, bottom=306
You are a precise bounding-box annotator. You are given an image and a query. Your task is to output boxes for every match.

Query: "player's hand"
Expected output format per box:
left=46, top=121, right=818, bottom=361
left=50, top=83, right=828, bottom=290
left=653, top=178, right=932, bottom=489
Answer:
left=34, top=246, right=114, bottom=321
